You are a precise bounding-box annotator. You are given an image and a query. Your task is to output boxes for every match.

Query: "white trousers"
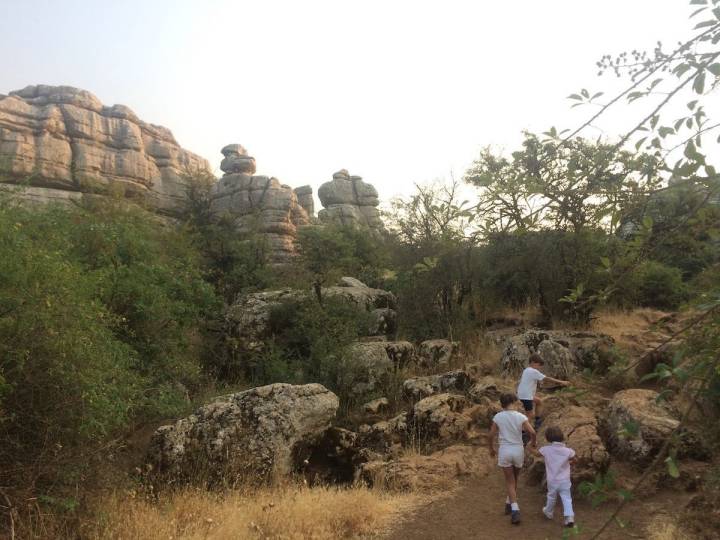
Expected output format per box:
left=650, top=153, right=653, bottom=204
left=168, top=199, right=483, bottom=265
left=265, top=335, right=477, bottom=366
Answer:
left=545, top=481, right=574, bottom=518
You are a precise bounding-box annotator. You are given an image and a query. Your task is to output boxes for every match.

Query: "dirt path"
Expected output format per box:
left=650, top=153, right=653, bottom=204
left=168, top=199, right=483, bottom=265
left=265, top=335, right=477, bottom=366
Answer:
left=385, top=468, right=691, bottom=540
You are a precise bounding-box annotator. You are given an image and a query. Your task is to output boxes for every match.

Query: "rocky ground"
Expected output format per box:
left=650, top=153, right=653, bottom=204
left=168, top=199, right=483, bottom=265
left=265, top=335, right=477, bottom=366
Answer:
left=142, top=306, right=718, bottom=539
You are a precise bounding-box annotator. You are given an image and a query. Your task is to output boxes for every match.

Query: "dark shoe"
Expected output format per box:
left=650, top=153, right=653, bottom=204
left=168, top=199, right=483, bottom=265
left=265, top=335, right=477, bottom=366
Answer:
left=511, top=510, right=521, bottom=525
left=505, top=503, right=512, bottom=515
left=534, top=416, right=543, bottom=430
left=565, top=521, right=575, bottom=528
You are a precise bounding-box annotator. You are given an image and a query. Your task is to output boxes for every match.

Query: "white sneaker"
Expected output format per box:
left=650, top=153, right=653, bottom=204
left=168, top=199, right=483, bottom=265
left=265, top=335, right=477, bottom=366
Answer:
left=564, top=516, right=575, bottom=527
left=542, top=507, right=553, bottom=520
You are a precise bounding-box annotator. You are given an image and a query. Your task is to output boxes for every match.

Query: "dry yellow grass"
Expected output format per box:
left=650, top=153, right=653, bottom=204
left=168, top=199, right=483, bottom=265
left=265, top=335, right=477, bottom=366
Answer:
left=79, top=484, right=417, bottom=540
left=591, top=307, right=670, bottom=344
left=645, top=518, right=693, bottom=540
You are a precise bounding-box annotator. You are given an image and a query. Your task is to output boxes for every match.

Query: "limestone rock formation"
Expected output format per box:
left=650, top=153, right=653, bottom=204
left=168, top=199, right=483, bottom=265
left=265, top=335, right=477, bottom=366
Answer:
left=317, top=169, right=385, bottom=235
left=409, top=393, right=475, bottom=444
left=148, top=383, right=339, bottom=484
left=601, top=389, right=708, bottom=466
left=0, top=85, right=211, bottom=216
left=402, top=370, right=472, bottom=401
left=210, top=145, right=311, bottom=263
left=500, top=330, right=613, bottom=378
left=294, top=185, right=314, bottom=216
left=418, top=339, right=458, bottom=368
left=538, top=406, right=610, bottom=483
left=359, top=445, right=492, bottom=492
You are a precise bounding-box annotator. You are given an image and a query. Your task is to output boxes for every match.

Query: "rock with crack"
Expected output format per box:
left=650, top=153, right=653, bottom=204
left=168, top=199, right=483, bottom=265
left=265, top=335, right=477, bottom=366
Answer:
left=418, top=339, right=458, bottom=368
left=339, top=342, right=394, bottom=397
left=536, top=405, right=609, bottom=483
left=293, top=185, right=314, bottom=217
left=0, top=85, right=211, bottom=216
left=148, top=383, right=339, bottom=485
left=359, top=445, right=493, bottom=492
left=402, top=370, right=472, bottom=401
left=358, top=413, right=408, bottom=455
left=384, top=341, right=416, bottom=369
left=602, top=388, right=708, bottom=466
left=317, top=169, right=385, bottom=236
left=409, top=393, right=477, bottom=445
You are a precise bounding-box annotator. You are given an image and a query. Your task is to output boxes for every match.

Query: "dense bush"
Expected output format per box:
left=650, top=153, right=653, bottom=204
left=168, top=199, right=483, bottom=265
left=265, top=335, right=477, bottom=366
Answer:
left=631, top=260, right=689, bottom=310
left=0, top=196, right=217, bottom=492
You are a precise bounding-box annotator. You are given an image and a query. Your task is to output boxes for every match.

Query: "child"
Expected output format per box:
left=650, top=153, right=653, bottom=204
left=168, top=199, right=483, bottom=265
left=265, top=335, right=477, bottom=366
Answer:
left=517, top=353, right=569, bottom=429
left=489, top=392, right=536, bottom=525
left=538, top=425, right=577, bottom=528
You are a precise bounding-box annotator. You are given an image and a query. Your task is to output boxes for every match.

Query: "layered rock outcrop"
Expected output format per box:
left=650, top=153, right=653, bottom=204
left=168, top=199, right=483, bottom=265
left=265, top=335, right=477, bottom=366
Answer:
left=210, top=145, right=311, bottom=263
left=0, top=85, right=211, bottom=216
left=317, top=169, right=385, bottom=236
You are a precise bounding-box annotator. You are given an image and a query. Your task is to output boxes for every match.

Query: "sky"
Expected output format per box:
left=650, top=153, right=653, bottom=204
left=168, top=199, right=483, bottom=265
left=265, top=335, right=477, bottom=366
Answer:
left=0, top=0, right=692, bottom=206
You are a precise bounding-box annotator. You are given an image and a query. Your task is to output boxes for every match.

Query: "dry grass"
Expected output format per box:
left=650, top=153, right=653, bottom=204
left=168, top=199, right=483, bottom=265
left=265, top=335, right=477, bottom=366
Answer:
left=458, top=334, right=504, bottom=376
left=77, top=484, right=416, bottom=540
left=645, top=518, right=693, bottom=540
left=591, top=307, right=670, bottom=344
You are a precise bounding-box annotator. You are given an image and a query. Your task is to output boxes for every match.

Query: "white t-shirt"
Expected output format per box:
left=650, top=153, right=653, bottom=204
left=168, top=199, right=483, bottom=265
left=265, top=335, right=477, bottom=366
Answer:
left=492, top=409, right=527, bottom=446
left=539, top=442, right=576, bottom=485
left=517, top=366, right=546, bottom=400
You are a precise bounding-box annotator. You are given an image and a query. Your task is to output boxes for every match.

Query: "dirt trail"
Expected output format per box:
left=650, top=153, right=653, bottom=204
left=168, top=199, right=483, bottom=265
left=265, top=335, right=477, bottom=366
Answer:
left=385, top=467, right=691, bottom=540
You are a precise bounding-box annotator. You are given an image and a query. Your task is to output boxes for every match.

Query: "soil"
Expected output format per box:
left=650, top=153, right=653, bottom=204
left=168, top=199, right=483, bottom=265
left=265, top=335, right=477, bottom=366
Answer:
left=385, top=458, right=697, bottom=540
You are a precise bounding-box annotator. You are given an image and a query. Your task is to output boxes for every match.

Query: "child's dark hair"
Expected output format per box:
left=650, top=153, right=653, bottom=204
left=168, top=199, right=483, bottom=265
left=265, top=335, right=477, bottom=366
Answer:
left=529, top=353, right=544, bottom=366
left=545, top=425, right=565, bottom=443
left=500, top=393, right=517, bottom=408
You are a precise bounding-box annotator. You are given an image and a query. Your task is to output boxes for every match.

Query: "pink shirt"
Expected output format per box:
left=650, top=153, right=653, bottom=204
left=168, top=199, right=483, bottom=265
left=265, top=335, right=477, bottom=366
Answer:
left=539, top=442, right=576, bottom=485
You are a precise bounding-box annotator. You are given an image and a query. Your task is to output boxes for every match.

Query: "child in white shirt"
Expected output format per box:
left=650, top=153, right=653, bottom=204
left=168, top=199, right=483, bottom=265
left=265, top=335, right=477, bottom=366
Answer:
left=517, top=353, right=569, bottom=429
left=537, top=425, right=577, bottom=528
left=489, top=393, right=536, bottom=526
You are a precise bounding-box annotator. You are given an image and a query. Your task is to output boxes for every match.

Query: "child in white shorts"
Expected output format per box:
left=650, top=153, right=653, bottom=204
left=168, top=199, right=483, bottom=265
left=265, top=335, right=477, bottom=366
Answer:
left=489, top=393, right=536, bottom=526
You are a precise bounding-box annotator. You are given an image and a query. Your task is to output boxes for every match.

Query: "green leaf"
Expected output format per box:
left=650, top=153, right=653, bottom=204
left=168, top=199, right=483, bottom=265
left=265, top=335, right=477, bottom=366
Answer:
left=694, top=71, right=707, bottom=94
left=581, top=88, right=590, bottom=98
left=708, top=63, right=720, bottom=76
left=694, top=19, right=717, bottom=29
left=690, top=0, right=708, bottom=5
left=635, top=137, right=648, bottom=151
left=658, top=126, right=675, bottom=138
left=617, top=489, right=633, bottom=502
left=600, top=257, right=611, bottom=268
left=642, top=215, right=654, bottom=229
left=567, top=93, right=583, bottom=100
left=665, top=456, right=680, bottom=479
left=688, top=100, right=699, bottom=110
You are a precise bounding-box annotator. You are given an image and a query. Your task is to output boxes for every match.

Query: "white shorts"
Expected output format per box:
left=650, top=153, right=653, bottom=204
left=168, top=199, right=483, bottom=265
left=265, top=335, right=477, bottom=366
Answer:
left=498, top=445, right=524, bottom=468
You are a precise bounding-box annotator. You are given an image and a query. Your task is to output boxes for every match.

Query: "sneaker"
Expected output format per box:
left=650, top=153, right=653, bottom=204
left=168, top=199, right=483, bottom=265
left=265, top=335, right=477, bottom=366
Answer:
left=565, top=518, right=575, bottom=528
left=505, top=503, right=512, bottom=515
left=511, top=510, right=521, bottom=525
left=542, top=507, right=553, bottom=520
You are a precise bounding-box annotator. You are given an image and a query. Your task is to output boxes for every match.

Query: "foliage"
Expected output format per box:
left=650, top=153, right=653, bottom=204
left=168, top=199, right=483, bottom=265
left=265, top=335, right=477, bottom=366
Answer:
left=627, top=260, right=689, bottom=310
left=0, top=195, right=217, bottom=496
left=465, top=133, right=663, bottom=234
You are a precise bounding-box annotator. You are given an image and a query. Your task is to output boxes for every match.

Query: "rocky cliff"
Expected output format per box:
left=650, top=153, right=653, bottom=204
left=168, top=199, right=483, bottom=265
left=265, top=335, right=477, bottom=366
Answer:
left=210, top=144, right=311, bottom=263
left=317, top=169, right=385, bottom=236
left=0, top=85, right=211, bottom=216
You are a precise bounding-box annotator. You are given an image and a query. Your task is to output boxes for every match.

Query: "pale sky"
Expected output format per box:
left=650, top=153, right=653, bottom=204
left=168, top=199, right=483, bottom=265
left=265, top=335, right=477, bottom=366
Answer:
left=0, top=0, right=692, bottom=206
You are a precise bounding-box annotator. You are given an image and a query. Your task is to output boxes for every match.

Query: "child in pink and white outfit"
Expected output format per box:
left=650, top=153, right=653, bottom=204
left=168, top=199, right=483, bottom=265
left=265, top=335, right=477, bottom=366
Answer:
left=538, top=425, right=576, bottom=528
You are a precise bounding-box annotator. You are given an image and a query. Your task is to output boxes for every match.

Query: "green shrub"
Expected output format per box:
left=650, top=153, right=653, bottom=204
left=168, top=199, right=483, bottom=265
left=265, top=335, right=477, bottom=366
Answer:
left=631, top=261, right=688, bottom=310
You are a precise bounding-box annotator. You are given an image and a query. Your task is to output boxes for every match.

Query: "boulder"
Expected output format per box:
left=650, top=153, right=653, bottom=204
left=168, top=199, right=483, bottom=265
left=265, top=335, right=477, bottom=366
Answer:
left=602, top=389, right=708, bottom=466
left=303, top=427, right=361, bottom=484
left=363, top=397, right=390, bottom=415
left=340, top=342, right=394, bottom=396
left=384, top=341, right=416, bottom=369
left=220, top=144, right=256, bottom=175
left=359, top=445, right=492, bottom=492
left=317, top=170, right=385, bottom=236
left=467, top=376, right=512, bottom=403
left=500, top=330, right=612, bottom=378
left=323, top=277, right=397, bottom=310
left=418, top=339, right=458, bottom=368
left=537, top=406, right=609, bottom=483
left=294, top=185, right=314, bottom=217
left=0, top=85, right=211, bottom=217
left=148, top=383, right=338, bottom=484
left=403, top=370, right=472, bottom=401
left=409, top=393, right=474, bottom=445
left=358, top=413, right=408, bottom=454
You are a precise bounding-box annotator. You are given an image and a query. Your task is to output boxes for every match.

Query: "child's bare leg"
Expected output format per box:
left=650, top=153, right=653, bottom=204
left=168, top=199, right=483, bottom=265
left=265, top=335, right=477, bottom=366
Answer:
left=502, top=466, right=518, bottom=503
left=534, top=396, right=542, bottom=419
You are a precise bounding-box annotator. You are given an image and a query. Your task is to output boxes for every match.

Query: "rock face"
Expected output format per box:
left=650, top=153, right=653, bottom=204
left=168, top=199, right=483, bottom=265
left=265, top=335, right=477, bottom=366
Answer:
left=148, top=383, right=339, bottom=484
left=537, top=406, right=609, bottom=483
left=0, top=85, right=211, bottom=216
left=418, top=339, right=458, bottom=368
left=500, top=330, right=614, bottom=378
left=294, top=185, right=314, bottom=217
left=403, top=370, right=472, bottom=401
left=409, top=393, right=476, bottom=445
left=317, top=169, right=385, bottom=236
left=210, top=145, right=311, bottom=263
left=602, top=389, right=697, bottom=466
